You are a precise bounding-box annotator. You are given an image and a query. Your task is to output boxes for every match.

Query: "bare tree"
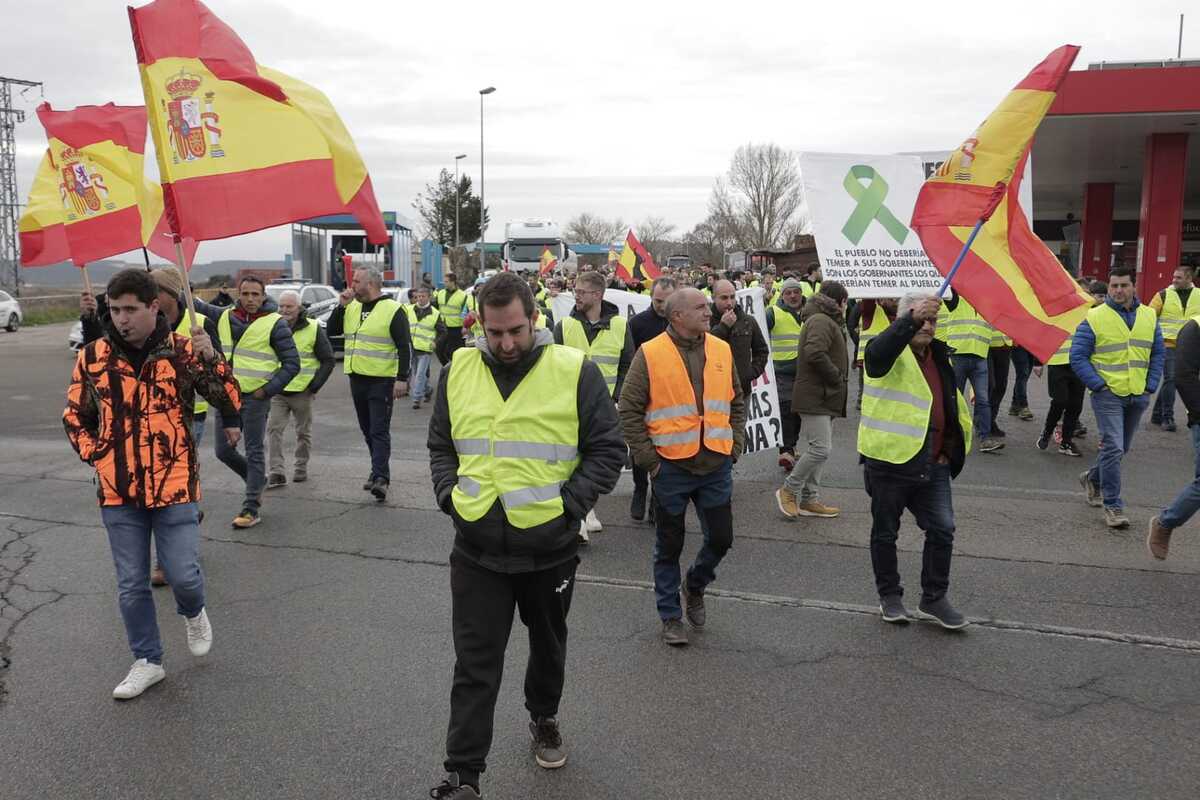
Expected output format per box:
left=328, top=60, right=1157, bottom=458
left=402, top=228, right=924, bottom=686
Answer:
left=564, top=213, right=626, bottom=246
left=726, top=143, right=804, bottom=249
left=634, top=215, right=677, bottom=257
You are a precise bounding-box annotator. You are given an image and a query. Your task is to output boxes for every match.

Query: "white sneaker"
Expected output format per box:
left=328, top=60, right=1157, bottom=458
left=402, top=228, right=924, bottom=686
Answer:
left=585, top=509, right=603, bottom=533
left=112, top=658, right=165, bottom=700
left=577, top=520, right=590, bottom=544
left=185, top=607, right=212, bottom=656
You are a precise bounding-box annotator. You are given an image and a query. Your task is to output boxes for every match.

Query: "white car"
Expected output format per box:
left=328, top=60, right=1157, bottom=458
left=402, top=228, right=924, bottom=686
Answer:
left=0, top=289, right=22, bottom=332
left=68, top=320, right=85, bottom=351
left=264, top=281, right=340, bottom=318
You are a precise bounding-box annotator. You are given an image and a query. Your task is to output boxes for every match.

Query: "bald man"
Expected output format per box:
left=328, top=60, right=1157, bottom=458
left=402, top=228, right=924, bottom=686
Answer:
left=709, top=279, right=768, bottom=398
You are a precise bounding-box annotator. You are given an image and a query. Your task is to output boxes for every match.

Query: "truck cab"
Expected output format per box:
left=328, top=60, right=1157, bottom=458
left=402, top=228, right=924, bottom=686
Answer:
left=504, top=219, right=569, bottom=273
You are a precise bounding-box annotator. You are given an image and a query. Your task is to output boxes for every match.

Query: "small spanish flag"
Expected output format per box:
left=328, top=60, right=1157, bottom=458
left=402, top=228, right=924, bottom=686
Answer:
left=128, top=0, right=387, bottom=245
left=616, top=230, right=661, bottom=283
left=911, top=45, right=1092, bottom=363
left=539, top=246, right=558, bottom=276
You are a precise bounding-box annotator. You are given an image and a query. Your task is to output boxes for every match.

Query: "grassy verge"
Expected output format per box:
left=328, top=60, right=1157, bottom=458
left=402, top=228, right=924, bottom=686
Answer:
left=20, top=307, right=80, bottom=326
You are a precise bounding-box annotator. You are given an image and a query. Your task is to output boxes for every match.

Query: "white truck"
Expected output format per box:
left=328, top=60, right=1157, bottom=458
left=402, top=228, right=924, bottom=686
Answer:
left=503, top=219, right=572, bottom=273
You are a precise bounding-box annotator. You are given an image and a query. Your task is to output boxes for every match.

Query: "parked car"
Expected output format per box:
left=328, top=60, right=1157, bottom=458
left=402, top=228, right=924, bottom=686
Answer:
left=68, top=320, right=85, bottom=351
left=264, top=279, right=340, bottom=318
left=0, top=289, right=23, bottom=332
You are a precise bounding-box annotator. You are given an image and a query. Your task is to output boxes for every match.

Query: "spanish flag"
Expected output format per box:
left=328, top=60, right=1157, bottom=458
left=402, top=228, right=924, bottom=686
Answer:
left=616, top=229, right=661, bottom=283
left=19, top=103, right=183, bottom=267
left=539, top=246, right=558, bottom=276
left=128, top=0, right=387, bottom=245
left=911, top=45, right=1092, bottom=363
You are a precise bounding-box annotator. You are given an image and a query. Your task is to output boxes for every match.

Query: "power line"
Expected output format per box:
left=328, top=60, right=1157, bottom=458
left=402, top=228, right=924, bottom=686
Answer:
left=0, top=76, right=43, bottom=296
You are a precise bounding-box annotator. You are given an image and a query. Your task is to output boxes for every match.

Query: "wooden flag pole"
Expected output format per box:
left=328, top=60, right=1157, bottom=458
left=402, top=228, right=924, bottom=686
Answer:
left=80, top=264, right=93, bottom=298
left=173, top=239, right=199, bottom=330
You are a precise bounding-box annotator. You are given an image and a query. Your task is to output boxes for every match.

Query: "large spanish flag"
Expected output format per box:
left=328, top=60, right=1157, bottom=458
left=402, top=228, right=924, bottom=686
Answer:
left=911, top=45, right=1093, bottom=363
left=128, top=0, right=387, bottom=244
left=19, top=103, right=183, bottom=267
left=616, top=229, right=661, bottom=283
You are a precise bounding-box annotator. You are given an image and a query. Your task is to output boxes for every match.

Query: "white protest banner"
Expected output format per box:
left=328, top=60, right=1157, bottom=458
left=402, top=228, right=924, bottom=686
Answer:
left=551, top=289, right=649, bottom=325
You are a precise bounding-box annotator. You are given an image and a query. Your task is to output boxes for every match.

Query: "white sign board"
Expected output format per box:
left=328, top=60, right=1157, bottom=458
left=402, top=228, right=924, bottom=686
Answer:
left=552, top=288, right=781, bottom=455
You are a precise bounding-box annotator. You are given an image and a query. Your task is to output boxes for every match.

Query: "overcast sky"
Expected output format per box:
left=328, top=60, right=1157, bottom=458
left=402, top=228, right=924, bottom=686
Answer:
left=2, top=0, right=1191, bottom=263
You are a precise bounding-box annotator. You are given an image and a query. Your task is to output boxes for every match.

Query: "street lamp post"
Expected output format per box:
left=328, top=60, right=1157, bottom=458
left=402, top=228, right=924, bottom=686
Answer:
left=453, top=153, right=466, bottom=247
left=479, top=86, right=495, bottom=275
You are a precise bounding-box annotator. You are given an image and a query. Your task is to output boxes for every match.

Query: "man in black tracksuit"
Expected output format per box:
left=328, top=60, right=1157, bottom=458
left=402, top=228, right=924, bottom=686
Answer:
left=426, top=274, right=624, bottom=798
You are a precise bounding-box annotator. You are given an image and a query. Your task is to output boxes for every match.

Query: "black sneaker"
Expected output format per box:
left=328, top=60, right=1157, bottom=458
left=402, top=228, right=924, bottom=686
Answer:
left=529, top=716, right=567, bottom=769
left=362, top=476, right=373, bottom=491
left=682, top=582, right=706, bottom=628
left=266, top=473, right=287, bottom=490
left=1035, top=432, right=1050, bottom=450
left=917, top=597, right=969, bottom=630
left=879, top=594, right=910, bottom=624
left=990, top=424, right=1007, bottom=438
left=429, top=773, right=481, bottom=799
left=370, top=477, right=388, bottom=502
left=1058, top=441, right=1082, bottom=457
left=661, top=618, right=689, bottom=646
left=630, top=487, right=646, bottom=521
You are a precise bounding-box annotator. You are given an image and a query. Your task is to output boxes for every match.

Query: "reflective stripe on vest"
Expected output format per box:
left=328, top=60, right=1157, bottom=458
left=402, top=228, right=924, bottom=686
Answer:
left=770, top=304, right=803, bottom=363
left=405, top=304, right=440, bottom=353
left=857, top=346, right=974, bottom=463
left=1047, top=332, right=1073, bottom=366
left=343, top=298, right=401, bottom=377
left=560, top=315, right=627, bottom=397
left=174, top=314, right=208, bottom=414
left=437, top=288, right=468, bottom=327
left=1086, top=303, right=1157, bottom=396
left=218, top=309, right=281, bottom=393
left=1159, top=287, right=1200, bottom=342
left=857, top=307, right=892, bottom=364
left=284, top=322, right=319, bottom=392
left=642, top=331, right=735, bottom=459
left=942, top=297, right=991, bottom=358
left=447, top=344, right=584, bottom=529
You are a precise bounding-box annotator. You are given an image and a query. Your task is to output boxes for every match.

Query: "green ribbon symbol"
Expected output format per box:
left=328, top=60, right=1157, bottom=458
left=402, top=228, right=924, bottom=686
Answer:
left=841, top=165, right=910, bottom=245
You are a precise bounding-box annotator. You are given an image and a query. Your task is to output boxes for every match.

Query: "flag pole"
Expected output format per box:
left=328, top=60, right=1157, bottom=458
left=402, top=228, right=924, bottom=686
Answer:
left=934, top=182, right=1008, bottom=299
left=80, top=264, right=93, bottom=298
left=142, top=247, right=151, bottom=271
left=173, top=238, right=198, bottom=330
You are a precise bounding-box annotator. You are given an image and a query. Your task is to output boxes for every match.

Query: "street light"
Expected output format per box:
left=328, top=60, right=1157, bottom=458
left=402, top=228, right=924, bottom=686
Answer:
left=453, top=153, right=467, bottom=247
left=479, top=86, right=495, bottom=274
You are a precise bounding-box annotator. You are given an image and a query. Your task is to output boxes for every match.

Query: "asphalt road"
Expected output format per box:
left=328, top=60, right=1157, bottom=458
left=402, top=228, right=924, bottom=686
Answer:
left=2, top=322, right=1199, bottom=800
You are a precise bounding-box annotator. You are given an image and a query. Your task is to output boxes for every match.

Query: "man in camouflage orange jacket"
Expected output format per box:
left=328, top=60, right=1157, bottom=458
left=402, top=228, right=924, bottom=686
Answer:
left=63, top=269, right=241, bottom=701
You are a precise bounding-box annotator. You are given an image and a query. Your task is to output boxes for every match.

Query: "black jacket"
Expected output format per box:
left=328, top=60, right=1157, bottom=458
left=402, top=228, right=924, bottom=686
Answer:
left=710, top=303, right=769, bottom=395
left=1176, top=319, right=1200, bottom=428
left=427, top=329, right=626, bottom=573
left=552, top=299, right=635, bottom=400
left=629, top=306, right=670, bottom=351
left=863, top=311, right=967, bottom=479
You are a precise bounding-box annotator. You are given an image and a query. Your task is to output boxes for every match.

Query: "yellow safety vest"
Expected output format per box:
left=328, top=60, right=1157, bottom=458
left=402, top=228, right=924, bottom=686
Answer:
left=1159, top=287, right=1200, bottom=342
left=990, top=327, right=1013, bottom=348
left=561, top=315, right=626, bottom=397
left=436, top=288, right=469, bottom=327
left=447, top=345, right=584, bottom=529
left=1047, top=332, right=1073, bottom=366
left=405, top=304, right=440, bottom=353
left=857, top=307, right=892, bottom=365
left=942, top=297, right=991, bottom=358
left=466, top=294, right=483, bottom=339
left=1086, top=303, right=1157, bottom=397
left=218, top=309, right=281, bottom=393
left=801, top=281, right=820, bottom=298
left=934, top=302, right=951, bottom=343
left=174, top=314, right=208, bottom=414
left=343, top=298, right=401, bottom=377
left=770, top=304, right=803, bottom=363
left=283, top=322, right=319, bottom=392
left=858, top=345, right=974, bottom=463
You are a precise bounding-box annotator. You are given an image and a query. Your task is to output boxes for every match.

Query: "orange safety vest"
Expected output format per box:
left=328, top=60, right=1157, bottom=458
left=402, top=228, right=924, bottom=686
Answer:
left=642, top=331, right=735, bottom=459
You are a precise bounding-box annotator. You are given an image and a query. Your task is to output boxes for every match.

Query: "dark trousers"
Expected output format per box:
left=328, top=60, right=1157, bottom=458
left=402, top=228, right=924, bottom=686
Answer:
left=437, top=327, right=465, bottom=365
left=988, top=346, right=1011, bottom=430
left=444, top=552, right=578, bottom=782
left=1042, top=364, right=1085, bottom=444
left=349, top=375, right=394, bottom=482
left=652, top=460, right=734, bottom=620
left=1010, top=346, right=1033, bottom=409
left=865, top=463, right=955, bottom=602
left=777, top=368, right=800, bottom=452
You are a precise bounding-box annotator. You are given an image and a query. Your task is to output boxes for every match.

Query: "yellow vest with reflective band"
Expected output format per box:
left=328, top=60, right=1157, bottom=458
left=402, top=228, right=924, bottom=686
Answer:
left=643, top=332, right=735, bottom=459
left=343, top=298, right=401, bottom=377
left=284, top=322, right=319, bottom=392
left=534, top=312, right=548, bottom=330
left=1086, top=303, right=1157, bottom=397
left=1047, top=332, right=1073, bottom=366
left=769, top=304, right=803, bottom=363
left=436, top=288, right=469, bottom=327
left=801, top=281, right=820, bottom=298
left=934, top=302, right=950, bottom=343
left=858, top=345, right=973, bottom=463
left=1159, top=287, right=1200, bottom=342
left=990, top=328, right=1013, bottom=348
left=857, top=307, right=892, bottom=365
left=218, top=309, right=281, bottom=393
left=561, top=315, right=627, bottom=397
left=174, top=314, right=208, bottom=414
left=942, top=297, right=991, bottom=358
left=447, top=345, right=584, bottom=529
left=405, top=304, right=439, bottom=353
left=466, top=294, right=483, bottom=338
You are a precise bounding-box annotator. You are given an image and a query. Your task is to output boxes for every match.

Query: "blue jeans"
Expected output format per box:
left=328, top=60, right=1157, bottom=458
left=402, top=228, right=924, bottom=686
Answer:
left=651, top=460, right=734, bottom=621
left=191, top=413, right=207, bottom=445
left=1152, top=347, right=1177, bottom=424
left=1011, top=347, right=1033, bottom=409
left=865, top=464, right=955, bottom=601
left=101, top=503, right=205, bottom=664
left=411, top=352, right=432, bottom=401
left=1087, top=389, right=1151, bottom=510
left=1160, top=424, right=1200, bottom=529
left=215, top=394, right=269, bottom=513
left=952, top=354, right=991, bottom=438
